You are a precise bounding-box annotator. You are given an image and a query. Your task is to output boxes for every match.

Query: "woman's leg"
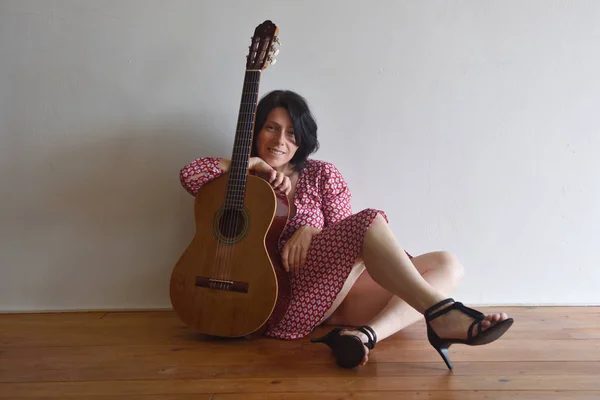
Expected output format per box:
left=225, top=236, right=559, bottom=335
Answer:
left=361, top=214, right=449, bottom=312
left=325, top=250, right=467, bottom=366
left=363, top=214, right=508, bottom=321
left=368, top=251, right=466, bottom=341
left=321, top=214, right=510, bottom=366
left=327, top=250, right=466, bottom=338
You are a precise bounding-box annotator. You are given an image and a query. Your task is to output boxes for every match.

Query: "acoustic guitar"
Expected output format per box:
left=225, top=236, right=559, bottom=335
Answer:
left=170, top=20, right=291, bottom=338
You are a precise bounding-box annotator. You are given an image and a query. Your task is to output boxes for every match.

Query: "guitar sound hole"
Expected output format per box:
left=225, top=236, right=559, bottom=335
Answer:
left=218, top=208, right=247, bottom=239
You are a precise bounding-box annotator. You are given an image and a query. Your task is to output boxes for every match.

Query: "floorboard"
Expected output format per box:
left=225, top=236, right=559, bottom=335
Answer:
left=0, top=306, right=597, bottom=399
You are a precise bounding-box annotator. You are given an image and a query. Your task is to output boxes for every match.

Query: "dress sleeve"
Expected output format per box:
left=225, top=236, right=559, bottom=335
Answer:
left=320, top=162, right=352, bottom=226
left=179, top=157, right=226, bottom=196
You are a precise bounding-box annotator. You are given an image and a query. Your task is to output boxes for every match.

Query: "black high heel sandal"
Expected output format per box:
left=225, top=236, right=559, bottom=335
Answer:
left=425, top=298, right=514, bottom=370
left=310, top=325, right=377, bottom=368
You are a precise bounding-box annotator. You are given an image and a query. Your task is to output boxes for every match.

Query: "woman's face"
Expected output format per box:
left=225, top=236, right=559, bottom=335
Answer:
left=256, top=107, right=299, bottom=172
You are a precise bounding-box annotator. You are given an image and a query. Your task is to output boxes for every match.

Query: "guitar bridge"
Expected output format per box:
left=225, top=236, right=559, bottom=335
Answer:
left=195, top=276, right=249, bottom=293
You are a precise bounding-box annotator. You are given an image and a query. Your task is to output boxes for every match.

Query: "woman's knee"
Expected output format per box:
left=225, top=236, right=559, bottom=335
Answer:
left=372, top=212, right=387, bottom=226
left=437, top=251, right=465, bottom=283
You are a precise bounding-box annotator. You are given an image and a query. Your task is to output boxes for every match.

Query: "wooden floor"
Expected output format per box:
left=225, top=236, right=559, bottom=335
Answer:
left=1, top=306, right=599, bottom=399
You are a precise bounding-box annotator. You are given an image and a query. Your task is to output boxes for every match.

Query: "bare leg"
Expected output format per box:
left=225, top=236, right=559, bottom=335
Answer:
left=366, top=251, right=465, bottom=341
left=327, top=250, right=467, bottom=365
left=326, top=214, right=510, bottom=366
left=327, top=251, right=464, bottom=333
left=360, top=214, right=447, bottom=312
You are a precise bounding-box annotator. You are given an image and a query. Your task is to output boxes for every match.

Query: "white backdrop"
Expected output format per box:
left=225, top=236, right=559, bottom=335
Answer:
left=1, top=0, right=599, bottom=311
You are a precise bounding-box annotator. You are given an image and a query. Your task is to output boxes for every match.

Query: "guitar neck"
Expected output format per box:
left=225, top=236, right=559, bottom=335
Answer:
left=225, top=69, right=262, bottom=208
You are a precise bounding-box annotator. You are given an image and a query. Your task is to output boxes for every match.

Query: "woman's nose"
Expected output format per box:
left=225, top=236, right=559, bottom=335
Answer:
left=274, top=130, right=286, bottom=143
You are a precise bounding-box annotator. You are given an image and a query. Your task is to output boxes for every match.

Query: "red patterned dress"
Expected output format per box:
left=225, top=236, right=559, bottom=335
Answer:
left=179, top=157, right=411, bottom=340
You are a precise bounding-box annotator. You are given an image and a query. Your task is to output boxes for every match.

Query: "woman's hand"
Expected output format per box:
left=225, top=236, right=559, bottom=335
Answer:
left=282, top=226, right=321, bottom=275
left=248, top=157, right=292, bottom=195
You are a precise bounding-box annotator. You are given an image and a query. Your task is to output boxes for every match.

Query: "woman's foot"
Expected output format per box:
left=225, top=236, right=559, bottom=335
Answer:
left=339, top=330, right=371, bottom=366
left=339, top=308, right=510, bottom=367
left=426, top=300, right=511, bottom=341
left=424, top=298, right=514, bottom=370
left=310, top=326, right=377, bottom=368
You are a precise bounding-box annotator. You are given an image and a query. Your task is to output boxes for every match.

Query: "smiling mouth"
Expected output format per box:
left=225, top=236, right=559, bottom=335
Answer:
left=268, top=148, right=285, bottom=156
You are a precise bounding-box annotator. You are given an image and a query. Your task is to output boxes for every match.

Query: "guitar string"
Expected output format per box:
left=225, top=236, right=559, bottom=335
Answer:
left=237, top=43, right=272, bottom=284
left=216, top=72, right=249, bottom=287
left=224, top=72, right=246, bottom=284
left=223, top=43, right=263, bottom=286
left=229, top=67, right=259, bottom=285
left=217, top=37, right=269, bottom=290
left=222, top=68, right=259, bottom=287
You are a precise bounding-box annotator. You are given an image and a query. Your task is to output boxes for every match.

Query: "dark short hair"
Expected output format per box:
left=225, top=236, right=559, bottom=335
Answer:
left=251, top=90, right=319, bottom=170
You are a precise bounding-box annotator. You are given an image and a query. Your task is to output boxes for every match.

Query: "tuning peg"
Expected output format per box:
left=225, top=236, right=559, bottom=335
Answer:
left=274, top=36, right=281, bottom=46
left=268, top=57, right=277, bottom=65
left=271, top=47, right=280, bottom=56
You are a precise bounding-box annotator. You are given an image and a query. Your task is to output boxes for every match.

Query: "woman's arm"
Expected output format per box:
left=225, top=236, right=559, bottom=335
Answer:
left=179, top=157, right=230, bottom=196
left=320, top=162, right=353, bottom=226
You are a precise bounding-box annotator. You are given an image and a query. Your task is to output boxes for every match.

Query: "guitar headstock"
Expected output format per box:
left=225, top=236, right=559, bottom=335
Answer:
left=246, top=20, right=280, bottom=70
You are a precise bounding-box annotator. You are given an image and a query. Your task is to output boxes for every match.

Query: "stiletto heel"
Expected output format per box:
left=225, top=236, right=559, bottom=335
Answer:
left=311, top=325, right=377, bottom=369
left=424, top=298, right=514, bottom=370
left=427, top=321, right=453, bottom=369
left=435, top=344, right=452, bottom=370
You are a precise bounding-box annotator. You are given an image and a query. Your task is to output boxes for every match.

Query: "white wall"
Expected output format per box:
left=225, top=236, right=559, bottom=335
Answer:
left=1, top=0, right=599, bottom=311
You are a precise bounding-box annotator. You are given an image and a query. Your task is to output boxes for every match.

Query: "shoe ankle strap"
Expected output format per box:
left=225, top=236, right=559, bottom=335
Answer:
left=357, top=326, right=377, bottom=349
left=425, top=298, right=486, bottom=323
left=424, top=298, right=455, bottom=321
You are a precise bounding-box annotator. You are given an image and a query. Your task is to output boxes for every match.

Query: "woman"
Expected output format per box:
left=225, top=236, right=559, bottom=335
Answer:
left=179, top=90, right=513, bottom=370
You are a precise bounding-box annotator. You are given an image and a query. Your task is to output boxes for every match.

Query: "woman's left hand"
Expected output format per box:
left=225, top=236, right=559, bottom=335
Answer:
left=282, top=226, right=321, bottom=275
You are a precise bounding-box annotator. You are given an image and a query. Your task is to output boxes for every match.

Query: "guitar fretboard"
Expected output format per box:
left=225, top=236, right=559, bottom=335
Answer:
left=225, top=70, right=261, bottom=208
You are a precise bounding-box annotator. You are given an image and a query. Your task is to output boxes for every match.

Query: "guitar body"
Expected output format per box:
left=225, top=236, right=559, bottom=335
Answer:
left=170, top=173, right=291, bottom=337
